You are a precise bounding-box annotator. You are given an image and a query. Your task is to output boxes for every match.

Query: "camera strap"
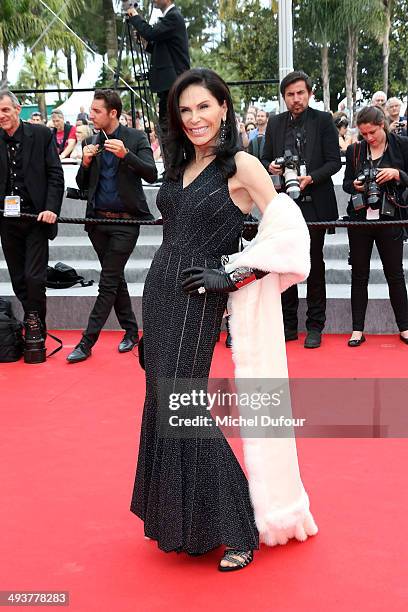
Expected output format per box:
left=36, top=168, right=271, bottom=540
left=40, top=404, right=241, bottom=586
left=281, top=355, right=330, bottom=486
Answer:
left=367, top=141, right=388, bottom=167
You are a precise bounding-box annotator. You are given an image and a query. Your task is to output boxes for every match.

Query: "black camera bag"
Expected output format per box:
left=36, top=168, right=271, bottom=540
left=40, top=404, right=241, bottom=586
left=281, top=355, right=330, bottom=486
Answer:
left=0, top=298, right=24, bottom=362
left=46, top=262, right=94, bottom=289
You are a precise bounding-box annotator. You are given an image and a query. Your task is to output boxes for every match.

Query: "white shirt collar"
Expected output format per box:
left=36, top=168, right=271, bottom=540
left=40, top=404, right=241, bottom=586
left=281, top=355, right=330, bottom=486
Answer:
left=162, top=4, right=175, bottom=17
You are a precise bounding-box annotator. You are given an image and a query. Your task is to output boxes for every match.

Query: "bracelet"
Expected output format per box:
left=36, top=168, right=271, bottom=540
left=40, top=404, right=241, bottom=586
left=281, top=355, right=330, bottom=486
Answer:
left=229, top=267, right=257, bottom=289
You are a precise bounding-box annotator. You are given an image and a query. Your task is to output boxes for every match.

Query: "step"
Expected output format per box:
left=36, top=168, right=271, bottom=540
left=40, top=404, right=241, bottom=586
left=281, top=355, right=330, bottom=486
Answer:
left=0, top=281, right=402, bottom=334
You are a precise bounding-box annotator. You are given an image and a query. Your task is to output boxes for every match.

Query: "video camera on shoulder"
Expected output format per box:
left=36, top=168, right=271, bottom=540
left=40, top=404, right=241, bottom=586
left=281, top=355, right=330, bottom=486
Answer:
left=272, top=149, right=303, bottom=201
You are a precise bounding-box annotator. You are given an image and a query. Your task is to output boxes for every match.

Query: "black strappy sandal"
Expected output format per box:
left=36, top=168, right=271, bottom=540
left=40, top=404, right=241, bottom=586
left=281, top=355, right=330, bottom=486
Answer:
left=218, top=549, right=254, bottom=572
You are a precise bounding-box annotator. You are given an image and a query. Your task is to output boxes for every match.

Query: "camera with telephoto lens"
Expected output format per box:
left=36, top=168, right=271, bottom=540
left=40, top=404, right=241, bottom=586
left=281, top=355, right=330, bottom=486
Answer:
left=356, top=165, right=382, bottom=209
left=273, top=149, right=301, bottom=200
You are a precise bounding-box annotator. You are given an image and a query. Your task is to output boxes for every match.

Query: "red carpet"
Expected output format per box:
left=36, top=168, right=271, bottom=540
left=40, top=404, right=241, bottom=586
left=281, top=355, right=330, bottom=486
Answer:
left=1, top=332, right=408, bottom=611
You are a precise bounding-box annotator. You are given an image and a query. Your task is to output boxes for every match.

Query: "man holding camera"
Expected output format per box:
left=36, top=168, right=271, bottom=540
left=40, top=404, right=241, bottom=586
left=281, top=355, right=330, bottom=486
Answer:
left=262, top=71, right=341, bottom=348
left=386, top=98, right=407, bottom=136
left=66, top=89, right=157, bottom=363
left=0, top=89, right=64, bottom=362
left=125, top=1, right=190, bottom=135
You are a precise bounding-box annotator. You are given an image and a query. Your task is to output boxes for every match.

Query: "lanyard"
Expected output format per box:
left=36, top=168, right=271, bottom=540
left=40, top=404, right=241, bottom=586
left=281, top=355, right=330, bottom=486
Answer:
left=6, top=142, right=20, bottom=195
left=367, top=141, right=388, bottom=167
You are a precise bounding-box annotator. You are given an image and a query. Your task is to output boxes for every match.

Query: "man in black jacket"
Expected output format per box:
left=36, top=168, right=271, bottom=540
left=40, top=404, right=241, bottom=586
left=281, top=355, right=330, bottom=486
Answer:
left=67, top=89, right=157, bottom=363
left=126, top=1, right=190, bottom=132
left=261, top=71, right=341, bottom=348
left=0, top=90, right=64, bottom=340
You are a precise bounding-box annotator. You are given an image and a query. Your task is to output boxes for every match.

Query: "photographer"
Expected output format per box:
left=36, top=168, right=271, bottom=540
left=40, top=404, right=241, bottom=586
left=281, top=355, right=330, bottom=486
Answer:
left=261, top=71, right=341, bottom=348
left=125, top=1, right=190, bottom=136
left=343, top=105, right=408, bottom=347
left=0, top=90, right=63, bottom=360
left=385, top=97, right=407, bottom=136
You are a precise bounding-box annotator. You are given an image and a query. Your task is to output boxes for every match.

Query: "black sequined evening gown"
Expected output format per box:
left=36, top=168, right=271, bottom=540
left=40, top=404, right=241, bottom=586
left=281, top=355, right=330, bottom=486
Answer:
left=130, top=160, right=259, bottom=555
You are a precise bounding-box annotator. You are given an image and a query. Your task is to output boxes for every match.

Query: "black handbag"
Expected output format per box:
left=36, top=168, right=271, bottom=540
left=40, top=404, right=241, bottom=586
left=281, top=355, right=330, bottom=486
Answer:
left=0, top=299, right=24, bottom=362
left=46, top=262, right=94, bottom=289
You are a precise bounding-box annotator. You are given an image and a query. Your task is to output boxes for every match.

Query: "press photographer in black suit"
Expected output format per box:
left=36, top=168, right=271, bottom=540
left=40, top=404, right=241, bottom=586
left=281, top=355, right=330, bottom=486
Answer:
left=343, top=105, right=408, bottom=347
left=67, top=89, right=157, bottom=364
left=261, top=71, right=341, bottom=348
left=126, top=1, right=190, bottom=133
left=0, top=89, right=63, bottom=346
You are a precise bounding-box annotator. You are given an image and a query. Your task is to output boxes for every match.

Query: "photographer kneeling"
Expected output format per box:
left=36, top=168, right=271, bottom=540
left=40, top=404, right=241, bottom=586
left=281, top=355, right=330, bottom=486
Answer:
left=343, top=105, right=408, bottom=347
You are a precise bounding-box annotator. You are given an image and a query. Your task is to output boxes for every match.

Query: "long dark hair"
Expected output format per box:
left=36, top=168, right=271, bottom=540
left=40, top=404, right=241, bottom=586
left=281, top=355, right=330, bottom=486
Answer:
left=165, top=68, right=239, bottom=181
left=356, top=105, right=389, bottom=133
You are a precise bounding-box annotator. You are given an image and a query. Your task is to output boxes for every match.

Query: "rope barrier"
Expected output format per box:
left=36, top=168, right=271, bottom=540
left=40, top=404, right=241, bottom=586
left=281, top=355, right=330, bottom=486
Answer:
left=2, top=211, right=408, bottom=229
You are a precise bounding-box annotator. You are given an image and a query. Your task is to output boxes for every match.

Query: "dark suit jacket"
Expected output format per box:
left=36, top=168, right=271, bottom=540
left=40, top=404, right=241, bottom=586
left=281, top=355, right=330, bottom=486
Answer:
left=76, top=124, right=157, bottom=219
left=0, top=122, right=64, bottom=239
left=343, top=132, right=408, bottom=219
left=129, top=6, right=190, bottom=93
left=261, top=107, right=341, bottom=221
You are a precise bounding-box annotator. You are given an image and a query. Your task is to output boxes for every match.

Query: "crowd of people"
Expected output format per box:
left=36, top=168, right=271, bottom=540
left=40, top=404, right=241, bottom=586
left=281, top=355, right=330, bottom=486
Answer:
left=239, top=90, right=407, bottom=160
left=25, top=105, right=163, bottom=162
left=2, top=2, right=408, bottom=571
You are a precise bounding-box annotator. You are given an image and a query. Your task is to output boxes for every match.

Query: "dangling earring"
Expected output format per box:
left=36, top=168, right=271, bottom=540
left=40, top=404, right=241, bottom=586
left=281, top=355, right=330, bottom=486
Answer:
left=219, top=119, right=227, bottom=149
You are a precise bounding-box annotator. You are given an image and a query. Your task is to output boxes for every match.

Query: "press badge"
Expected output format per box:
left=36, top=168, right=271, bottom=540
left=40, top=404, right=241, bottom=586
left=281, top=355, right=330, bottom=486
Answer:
left=366, top=207, right=380, bottom=220
left=4, top=195, right=21, bottom=217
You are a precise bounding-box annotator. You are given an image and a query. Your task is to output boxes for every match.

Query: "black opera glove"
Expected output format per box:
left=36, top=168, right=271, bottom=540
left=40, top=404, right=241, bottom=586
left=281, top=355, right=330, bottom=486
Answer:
left=181, top=266, right=267, bottom=295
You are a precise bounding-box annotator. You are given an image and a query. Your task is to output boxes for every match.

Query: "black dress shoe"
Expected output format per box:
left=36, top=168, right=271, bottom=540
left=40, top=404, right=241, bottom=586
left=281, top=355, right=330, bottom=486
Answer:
left=304, top=330, right=322, bottom=349
left=400, top=334, right=408, bottom=345
left=118, top=335, right=139, bottom=353
left=284, top=329, right=298, bottom=342
left=348, top=334, right=366, bottom=347
left=67, top=341, right=92, bottom=363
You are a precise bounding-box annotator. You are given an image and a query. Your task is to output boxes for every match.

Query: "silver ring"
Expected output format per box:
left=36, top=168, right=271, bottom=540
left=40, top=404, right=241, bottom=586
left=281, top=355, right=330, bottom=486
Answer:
left=197, top=286, right=206, bottom=294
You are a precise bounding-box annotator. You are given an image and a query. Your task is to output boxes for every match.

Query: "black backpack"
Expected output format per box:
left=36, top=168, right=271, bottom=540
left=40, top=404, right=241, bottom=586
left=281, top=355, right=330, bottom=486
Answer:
left=46, top=262, right=94, bottom=289
left=0, top=298, right=24, bottom=362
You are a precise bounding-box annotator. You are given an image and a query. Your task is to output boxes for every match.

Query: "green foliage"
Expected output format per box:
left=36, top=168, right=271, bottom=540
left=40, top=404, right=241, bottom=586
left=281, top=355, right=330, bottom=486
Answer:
left=3, top=0, right=408, bottom=114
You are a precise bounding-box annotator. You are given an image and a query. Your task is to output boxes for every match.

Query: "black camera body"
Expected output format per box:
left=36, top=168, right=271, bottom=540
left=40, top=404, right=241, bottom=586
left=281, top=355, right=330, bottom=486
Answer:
left=356, top=165, right=382, bottom=209
left=122, top=1, right=138, bottom=11
left=66, top=187, right=88, bottom=201
left=353, top=164, right=396, bottom=217
left=394, top=122, right=406, bottom=136
left=273, top=149, right=301, bottom=200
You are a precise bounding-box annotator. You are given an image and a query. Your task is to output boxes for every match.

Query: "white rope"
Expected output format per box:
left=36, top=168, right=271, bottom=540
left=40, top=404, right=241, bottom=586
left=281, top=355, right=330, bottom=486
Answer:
left=37, top=0, right=142, bottom=96
left=30, top=0, right=69, bottom=53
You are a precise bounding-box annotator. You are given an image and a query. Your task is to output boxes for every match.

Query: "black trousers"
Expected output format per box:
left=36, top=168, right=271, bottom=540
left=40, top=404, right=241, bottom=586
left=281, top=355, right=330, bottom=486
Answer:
left=157, top=90, right=169, bottom=166
left=348, top=224, right=408, bottom=332
left=83, top=223, right=140, bottom=346
left=157, top=90, right=169, bottom=133
left=0, top=217, right=48, bottom=326
left=281, top=227, right=326, bottom=332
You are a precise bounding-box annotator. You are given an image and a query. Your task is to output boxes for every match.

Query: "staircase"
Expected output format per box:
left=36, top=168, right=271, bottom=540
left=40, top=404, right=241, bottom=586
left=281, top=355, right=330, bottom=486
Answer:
left=1, top=169, right=407, bottom=333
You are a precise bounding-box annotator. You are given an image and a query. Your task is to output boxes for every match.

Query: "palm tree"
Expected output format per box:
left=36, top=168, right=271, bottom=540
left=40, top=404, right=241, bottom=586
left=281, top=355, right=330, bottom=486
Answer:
left=300, top=0, right=342, bottom=111
left=0, top=0, right=42, bottom=87
left=16, top=51, right=69, bottom=119
left=380, top=0, right=395, bottom=95
left=338, top=0, right=384, bottom=121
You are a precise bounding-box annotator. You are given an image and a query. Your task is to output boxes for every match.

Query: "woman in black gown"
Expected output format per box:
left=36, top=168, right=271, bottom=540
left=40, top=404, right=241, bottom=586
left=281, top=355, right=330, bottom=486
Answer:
left=130, top=68, right=285, bottom=571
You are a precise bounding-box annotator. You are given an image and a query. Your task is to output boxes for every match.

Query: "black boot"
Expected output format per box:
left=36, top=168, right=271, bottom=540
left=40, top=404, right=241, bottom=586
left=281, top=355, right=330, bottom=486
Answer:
left=225, top=315, right=232, bottom=349
left=24, top=312, right=46, bottom=364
